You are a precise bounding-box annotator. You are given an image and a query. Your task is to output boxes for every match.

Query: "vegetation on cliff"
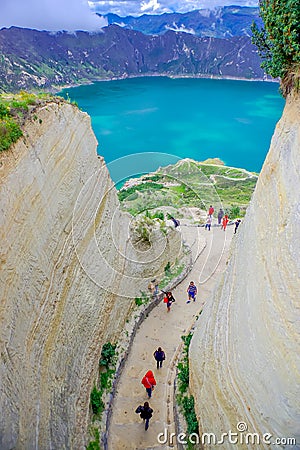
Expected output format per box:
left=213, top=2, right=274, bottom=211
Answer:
left=118, top=159, right=258, bottom=220
left=177, top=333, right=199, bottom=448
left=251, top=0, right=300, bottom=96
left=0, top=91, right=78, bottom=151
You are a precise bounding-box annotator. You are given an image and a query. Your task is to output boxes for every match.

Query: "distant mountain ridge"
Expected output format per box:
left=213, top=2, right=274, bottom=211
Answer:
left=0, top=6, right=266, bottom=93
left=103, top=6, right=262, bottom=38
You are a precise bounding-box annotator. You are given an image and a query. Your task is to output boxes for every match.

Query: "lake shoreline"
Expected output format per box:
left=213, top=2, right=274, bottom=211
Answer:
left=55, top=72, right=280, bottom=94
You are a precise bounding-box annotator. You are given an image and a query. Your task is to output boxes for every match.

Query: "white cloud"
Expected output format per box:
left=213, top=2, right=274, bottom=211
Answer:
left=165, top=23, right=196, bottom=34
left=90, top=0, right=258, bottom=17
left=0, top=0, right=259, bottom=30
left=0, top=0, right=107, bottom=32
left=141, top=0, right=161, bottom=12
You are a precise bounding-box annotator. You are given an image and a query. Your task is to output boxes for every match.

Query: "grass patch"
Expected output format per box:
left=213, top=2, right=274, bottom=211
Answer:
left=118, top=182, right=164, bottom=202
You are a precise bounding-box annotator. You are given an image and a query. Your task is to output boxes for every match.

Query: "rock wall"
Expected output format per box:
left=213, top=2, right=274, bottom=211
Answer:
left=190, top=92, right=300, bottom=448
left=0, top=101, right=182, bottom=449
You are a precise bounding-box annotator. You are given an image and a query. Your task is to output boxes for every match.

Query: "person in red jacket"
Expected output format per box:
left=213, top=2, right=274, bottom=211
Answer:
left=141, top=370, right=157, bottom=398
left=208, top=205, right=214, bottom=217
left=163, top=291, right=175, bottom=312
left=221, top=214, right=229, bottom=231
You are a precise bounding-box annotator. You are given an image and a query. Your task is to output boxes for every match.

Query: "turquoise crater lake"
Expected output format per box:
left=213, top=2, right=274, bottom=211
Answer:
left=60, top=77, right=284, bottom=177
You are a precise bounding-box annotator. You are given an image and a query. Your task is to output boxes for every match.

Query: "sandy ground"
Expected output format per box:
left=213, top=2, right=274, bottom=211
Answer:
left=107, top=221, right=234, bottom=449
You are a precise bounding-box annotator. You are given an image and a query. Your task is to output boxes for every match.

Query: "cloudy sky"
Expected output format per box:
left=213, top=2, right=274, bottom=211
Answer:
left=0, top=0, right=258, bottom=31
left=90, top=0, right=258, bottom=16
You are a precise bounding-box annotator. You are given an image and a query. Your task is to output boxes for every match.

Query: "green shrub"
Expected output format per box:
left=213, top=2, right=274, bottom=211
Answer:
left=164, top=261, right=171, bottom=274
left=177, top=362, right=189, bottom=393
left=10, top=100, right=29, bottom=111
left=251, top=0, right=300, bottom=95
left=86, top=427, right=100, bottom=450
left=90, top=386, right=104, bottom=416
left=181, top=396, right=199, bottom=435
left=86, top=441, right=100, bottom=450
left=151, top=210, right=164, bottom=220
left=90, top=342, right=117, bottom=423
left=0, top=103, right=9, bottom=118
left=176, top=333, right=199, bottom=447
left=132, top=216, right=155, bottom=244
left=182, top=333, right=193, bottom=350
left=135, top=297, right=143, bottom=306
left=100, top=369, right=115, bottom=391
left=230, top=206, right=241, bottom=218
left=0, top=118, right=23, bottom=151
left=99, top=342, right=116, bottom=368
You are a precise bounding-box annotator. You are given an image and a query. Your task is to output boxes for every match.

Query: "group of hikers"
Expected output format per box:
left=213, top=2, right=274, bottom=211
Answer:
left=205, top=205, right=242, bottom=233
left=136, top=204, right=241, bottom=431
left=135, top=347, right=165, bottom=430
left=136, top=280, right=198, bottom=430
left=162, top=279, right=198, bottom=312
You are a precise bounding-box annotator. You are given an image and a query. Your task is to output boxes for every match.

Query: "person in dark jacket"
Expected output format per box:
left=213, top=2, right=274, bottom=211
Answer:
left=141, top=370, right=157, bottom=398
left=217, top=208, right=224, bottom=225
left=135, top=401, right=153, bottom=430
left=234, top=219, right=241, bottom=234
left=153, top=347, right=166, bottom=369
left=163, top=291, right=175, bottom=312
left=170, top=216, right=180, bottom=228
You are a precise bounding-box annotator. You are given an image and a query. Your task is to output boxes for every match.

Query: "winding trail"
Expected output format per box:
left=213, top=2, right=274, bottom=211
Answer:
left=107, top=222, right=234, bottom=449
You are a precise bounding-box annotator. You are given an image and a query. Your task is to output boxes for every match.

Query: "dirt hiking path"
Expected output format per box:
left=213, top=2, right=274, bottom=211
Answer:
left=107, top=223, right=234, bottom=449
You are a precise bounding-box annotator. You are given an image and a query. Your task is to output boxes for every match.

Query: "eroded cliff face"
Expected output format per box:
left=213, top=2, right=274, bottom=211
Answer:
left=0, top=101, right=182, bottom=449
left=190, top=93, right=300, bottom=447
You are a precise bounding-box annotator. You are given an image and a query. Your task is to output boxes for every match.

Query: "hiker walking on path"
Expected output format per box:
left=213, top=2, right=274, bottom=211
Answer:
left=148, top=280, right=155, bottom=296
left=205, top=216, right=212, bottom=231
left=218, top=208, right=224, bottom=225
left=187, top=281, right=197, bottom=303
left=135, top=402, right=153, bottom=430
left=141, top=370, right=156, bottom=398
left=221, top=214, right=229, bottom=231
left=153, top=347, right=166, bottom=369
left=208, top=205, right=214, bottom=217
left=108, top=222, right=234, bottom=449
left=163, top=291, right=175, bottom=312
left=234, top=219, right=241, bottom=234
left=149, top=279, right=159, bottom=296
left=170, top=216, right=180, bottom=228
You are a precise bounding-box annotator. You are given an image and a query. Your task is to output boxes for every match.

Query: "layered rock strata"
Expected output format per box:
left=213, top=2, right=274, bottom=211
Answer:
left=189, top=93, right=300, bottom=448
left=0, top=101, right=182, bottom=449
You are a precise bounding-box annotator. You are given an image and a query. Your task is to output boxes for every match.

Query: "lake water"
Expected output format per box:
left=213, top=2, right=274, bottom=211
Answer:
left=60, top=76, right=284, bottom=181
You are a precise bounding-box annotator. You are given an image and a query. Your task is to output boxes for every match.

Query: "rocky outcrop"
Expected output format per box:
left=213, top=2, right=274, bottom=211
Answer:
left=189, top=93, right=300, bottom=447
left=0, top=101, right=182, bottom=449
